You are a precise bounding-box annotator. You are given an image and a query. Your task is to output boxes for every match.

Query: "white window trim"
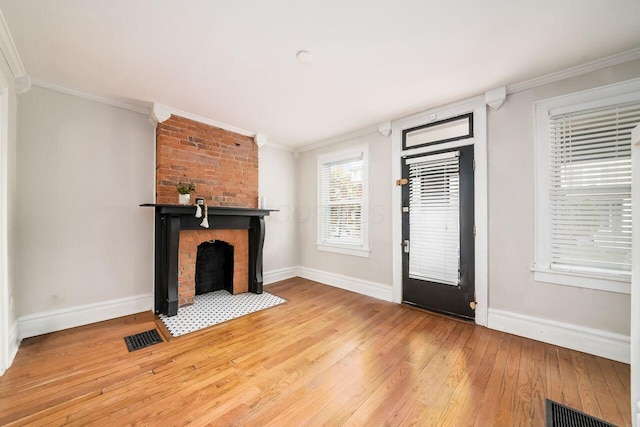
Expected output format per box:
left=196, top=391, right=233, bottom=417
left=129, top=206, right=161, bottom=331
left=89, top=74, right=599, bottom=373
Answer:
left=533, top=78, right=640, bottom=294
left=316, top=144, right=370, bottom=257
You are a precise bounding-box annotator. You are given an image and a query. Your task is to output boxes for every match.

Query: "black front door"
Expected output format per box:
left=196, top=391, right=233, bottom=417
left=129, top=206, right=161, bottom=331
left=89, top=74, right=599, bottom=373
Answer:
left=401, top=144, right=475, bottom=320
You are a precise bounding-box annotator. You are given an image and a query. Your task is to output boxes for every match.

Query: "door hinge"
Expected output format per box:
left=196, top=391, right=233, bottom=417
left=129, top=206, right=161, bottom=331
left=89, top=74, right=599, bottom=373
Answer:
left=470, top=301, right=477, bottom=310
left=402, top=240, right=410, bottom=253
left=396, top=178, right=408, bottom=186
left=473, top=159, right=476, bottom=171
left=473, top=225, right=476, bottom=237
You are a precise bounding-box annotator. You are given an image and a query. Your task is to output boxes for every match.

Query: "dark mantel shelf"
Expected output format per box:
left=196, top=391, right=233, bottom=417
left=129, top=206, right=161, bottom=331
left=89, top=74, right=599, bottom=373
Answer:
left=140, top=203, right=277, bottom=217
left=142, top=203, right=275, bottom=317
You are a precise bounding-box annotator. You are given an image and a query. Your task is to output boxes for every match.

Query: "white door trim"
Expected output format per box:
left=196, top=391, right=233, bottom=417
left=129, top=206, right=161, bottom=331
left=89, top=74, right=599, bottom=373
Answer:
left=630, top=123, right=640, bottom=427
left=0, top=69, right=9, bottom=375
left=391, top=95, right=488, bottom=326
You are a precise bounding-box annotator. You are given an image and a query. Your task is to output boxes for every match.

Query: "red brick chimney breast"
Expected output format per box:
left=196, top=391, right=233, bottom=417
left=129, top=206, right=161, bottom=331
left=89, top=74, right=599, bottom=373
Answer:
left=155, top=115, right=258, bottom=306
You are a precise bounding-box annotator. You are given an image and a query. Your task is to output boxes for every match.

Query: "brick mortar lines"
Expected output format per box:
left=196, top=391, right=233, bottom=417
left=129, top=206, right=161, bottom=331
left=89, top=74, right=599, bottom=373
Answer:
left=156, top=115, right=258, bottom=207
left=156, top=115, right=257, bottom=306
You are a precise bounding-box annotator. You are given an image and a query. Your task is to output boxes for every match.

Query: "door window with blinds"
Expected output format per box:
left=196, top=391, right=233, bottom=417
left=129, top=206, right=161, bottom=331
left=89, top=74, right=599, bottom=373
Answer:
left=407, top=151, right=460, bottom=285
left=534, top=80, right=640, bottom=292
left=317, top=145, right=370, bottom=257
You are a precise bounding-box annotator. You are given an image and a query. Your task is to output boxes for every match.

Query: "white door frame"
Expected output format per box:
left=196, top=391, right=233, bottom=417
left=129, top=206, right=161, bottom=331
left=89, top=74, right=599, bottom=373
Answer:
left=391, top=95, right=488, bottom=326
left=0, top=70, right=9, bottom=375
left=631, top=123, right=640, bottom=427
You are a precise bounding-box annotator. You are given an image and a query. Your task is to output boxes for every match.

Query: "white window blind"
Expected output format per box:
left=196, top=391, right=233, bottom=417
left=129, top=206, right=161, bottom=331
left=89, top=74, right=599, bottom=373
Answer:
left=408, top=151, right=460, bottom=285
left=548, top=101, right=639, bottom=277
left=319, top=154, right=364, bottom=246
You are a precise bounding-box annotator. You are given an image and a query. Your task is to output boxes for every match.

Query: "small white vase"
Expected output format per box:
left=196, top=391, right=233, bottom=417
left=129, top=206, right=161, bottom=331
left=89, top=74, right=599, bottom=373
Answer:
left=178, top=193, right=191, bottom=205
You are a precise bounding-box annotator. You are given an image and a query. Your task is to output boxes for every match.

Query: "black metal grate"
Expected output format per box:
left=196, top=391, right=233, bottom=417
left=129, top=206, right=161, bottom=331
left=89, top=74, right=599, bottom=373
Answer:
left=124, top=329, right=163, bottom=352
left=546, top=399, right=616, bottom=427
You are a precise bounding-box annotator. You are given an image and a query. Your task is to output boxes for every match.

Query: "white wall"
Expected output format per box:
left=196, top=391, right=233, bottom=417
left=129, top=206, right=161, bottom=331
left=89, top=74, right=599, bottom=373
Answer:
left=296, top=130, right=393, bottom=295
left=258, top=145, right=298, bottom=276
left=16, top=86, right=155, bottom=322
left=487, top=59, right=640, bottom=336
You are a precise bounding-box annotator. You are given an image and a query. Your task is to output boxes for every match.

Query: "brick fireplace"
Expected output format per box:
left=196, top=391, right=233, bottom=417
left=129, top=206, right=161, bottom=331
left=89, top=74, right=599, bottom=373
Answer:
left=145, top=113, right=271, bottom=316
left=178, top=229, right=248, bottom=306
left=155, top=115, right=258, bottom=207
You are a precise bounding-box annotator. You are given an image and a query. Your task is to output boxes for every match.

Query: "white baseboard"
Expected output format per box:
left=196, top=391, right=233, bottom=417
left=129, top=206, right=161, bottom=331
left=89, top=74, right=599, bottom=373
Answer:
left=263, top=267, right=298, bottom=285
left=487, top=308, right=630, bottom=363
left=297, top=266, right=393, bottom=302
left=19, top=293, right=154, bottom=340
left=8, top=318, right=19, bottom=363
left=0, top=319, right=19, bottom=376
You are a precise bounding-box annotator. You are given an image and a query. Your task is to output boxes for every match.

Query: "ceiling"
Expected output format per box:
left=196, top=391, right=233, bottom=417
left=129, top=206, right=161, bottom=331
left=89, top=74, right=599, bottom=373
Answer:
left=1, top=0, right=639, bottom=147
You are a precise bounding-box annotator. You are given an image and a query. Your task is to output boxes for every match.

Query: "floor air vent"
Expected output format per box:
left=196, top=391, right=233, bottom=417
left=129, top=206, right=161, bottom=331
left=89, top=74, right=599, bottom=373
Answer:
left=546, top=399, right=616, bottom=427
left=124, top=329, right=163, bottom=352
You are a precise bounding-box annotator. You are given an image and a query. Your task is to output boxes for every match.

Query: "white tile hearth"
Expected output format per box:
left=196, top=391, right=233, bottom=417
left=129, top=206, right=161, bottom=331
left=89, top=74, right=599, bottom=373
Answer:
left=159, top=290, right=286, bottom=337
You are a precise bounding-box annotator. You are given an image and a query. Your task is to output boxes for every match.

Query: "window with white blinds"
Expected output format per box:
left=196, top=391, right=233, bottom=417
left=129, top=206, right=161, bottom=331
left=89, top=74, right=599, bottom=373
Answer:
left=317, top=146, right=369, bottom=256
left=407, top=151, right=460, bottom=286
left=534, top=80, right=640, bottom=292
left=549, top=102, right=638, bottom=277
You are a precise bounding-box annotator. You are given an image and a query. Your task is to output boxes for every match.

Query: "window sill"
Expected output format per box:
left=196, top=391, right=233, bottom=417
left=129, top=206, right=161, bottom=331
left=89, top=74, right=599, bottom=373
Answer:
left=530, top=267, right=630, bottom=294
left=316, top=243, right=371, bottom=258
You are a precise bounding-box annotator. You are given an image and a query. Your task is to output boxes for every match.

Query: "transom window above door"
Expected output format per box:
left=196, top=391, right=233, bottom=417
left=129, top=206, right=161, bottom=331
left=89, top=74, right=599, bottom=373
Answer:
left=403, top=113, right=473, bottom=150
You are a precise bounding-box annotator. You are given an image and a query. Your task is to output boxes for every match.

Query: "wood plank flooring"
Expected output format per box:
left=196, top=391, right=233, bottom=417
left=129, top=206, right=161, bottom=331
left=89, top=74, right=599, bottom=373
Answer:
left=0, top=278, right=631, bottom=426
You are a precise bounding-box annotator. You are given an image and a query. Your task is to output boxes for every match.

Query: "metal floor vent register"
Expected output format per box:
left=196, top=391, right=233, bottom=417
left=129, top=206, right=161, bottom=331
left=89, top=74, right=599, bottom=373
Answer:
left=124, top=329, right=163, bottom=352
left=546, top=399, right=616, bottom=427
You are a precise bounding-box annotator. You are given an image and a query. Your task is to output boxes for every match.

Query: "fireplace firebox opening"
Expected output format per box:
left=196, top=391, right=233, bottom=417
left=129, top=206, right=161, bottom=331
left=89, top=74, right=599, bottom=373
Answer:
left=195, top=240, right=234, bottom=295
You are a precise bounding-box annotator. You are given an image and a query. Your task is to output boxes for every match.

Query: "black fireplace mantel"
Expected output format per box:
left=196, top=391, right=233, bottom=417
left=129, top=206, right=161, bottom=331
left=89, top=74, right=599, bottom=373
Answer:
left=141, top=204, right=275, bottom=316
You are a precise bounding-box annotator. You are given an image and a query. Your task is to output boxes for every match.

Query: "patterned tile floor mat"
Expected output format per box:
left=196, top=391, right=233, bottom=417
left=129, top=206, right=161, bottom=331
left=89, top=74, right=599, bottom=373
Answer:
left=159, top=290, right=286, bottom=337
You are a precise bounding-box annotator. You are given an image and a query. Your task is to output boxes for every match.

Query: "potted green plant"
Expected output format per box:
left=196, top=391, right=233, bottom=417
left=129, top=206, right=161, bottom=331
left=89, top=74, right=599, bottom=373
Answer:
left=177, top=182, right=196, bottom=205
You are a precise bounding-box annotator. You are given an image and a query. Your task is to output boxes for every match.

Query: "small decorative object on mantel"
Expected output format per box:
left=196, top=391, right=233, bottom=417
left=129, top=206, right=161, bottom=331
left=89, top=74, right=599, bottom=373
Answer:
left=200, top=203, right=209, bottom=228
left=177, top=182, right=196, bottom=205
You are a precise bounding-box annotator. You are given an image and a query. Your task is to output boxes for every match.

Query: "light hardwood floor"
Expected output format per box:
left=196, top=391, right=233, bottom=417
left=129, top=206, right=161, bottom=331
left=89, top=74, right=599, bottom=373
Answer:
left=0, top=278, right=631, bottom=426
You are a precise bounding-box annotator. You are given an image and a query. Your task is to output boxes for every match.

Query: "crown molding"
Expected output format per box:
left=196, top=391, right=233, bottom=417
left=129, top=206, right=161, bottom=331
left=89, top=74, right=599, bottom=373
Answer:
left=378, top=121, right=392, bottom=138
left=254, top=133, right=267, bottom=148
left=263, top=141, right=295, bottom=152
left=31, top=79, right=150, bottom=114
left=485, top=86, right=506, bottom=110
left=150, top=103, right=171, bottom=124
left=150, top=102, right=264, bottom=147
left=297, top=125, right=379, bottom=153
left=151, top=102, right=255, bottom=138
left=15, top=74, right=30, bottom=94
left=507, top=47, right=640, bottom=95
left=0, top=9, right=25, bottom=78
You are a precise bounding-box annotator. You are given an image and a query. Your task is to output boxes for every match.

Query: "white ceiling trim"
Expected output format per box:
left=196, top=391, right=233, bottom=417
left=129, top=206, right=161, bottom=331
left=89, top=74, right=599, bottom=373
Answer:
left=151, top=102, right=256, bottom=138
left=254, top=133, right=267, bottom=148
left=0, top=9, right=24, bottom=78
left=263, top=141, right=295, bottom=152
left=485, top=86, right=507, bottom=111
left=31, top=78, right=150, bottom=114
left=297, top=125, right=379, bottom=153
left=296, top=47, right=640, bottom=152
left=14, top=74, right=30, bottom=94
left=507, top=47, right=640, bottom=95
